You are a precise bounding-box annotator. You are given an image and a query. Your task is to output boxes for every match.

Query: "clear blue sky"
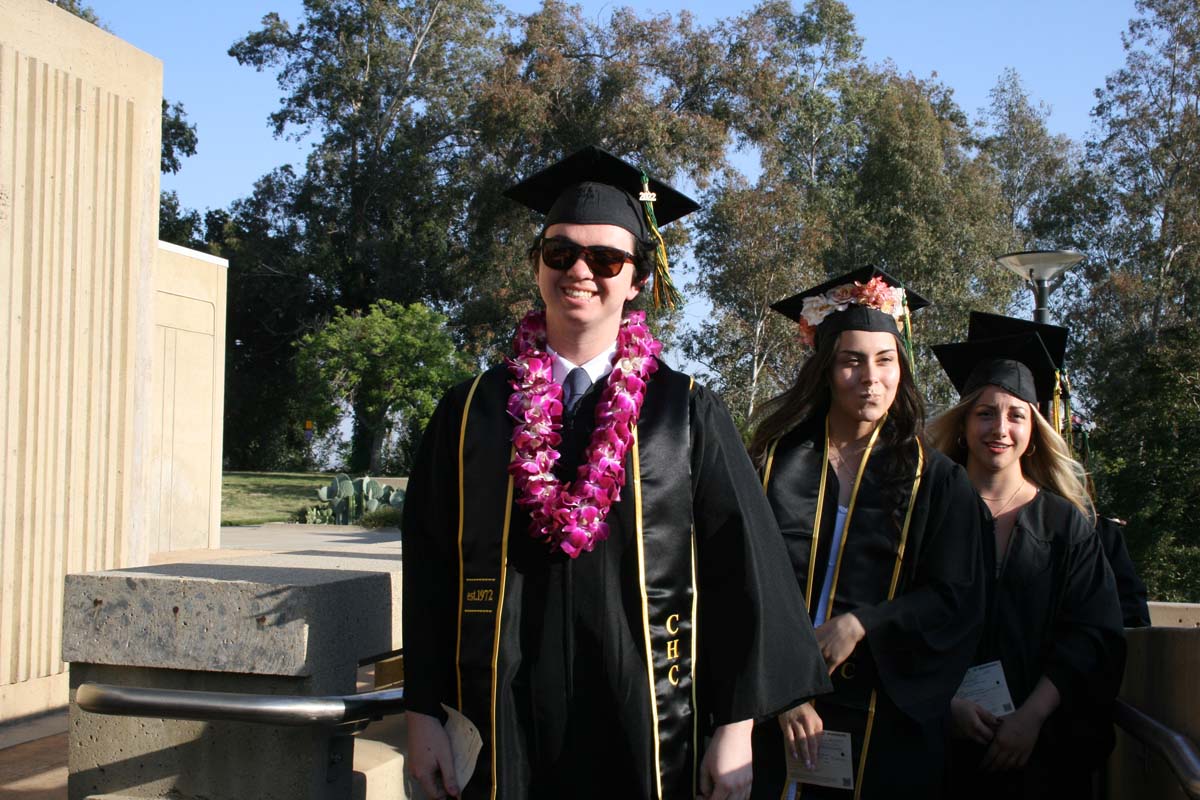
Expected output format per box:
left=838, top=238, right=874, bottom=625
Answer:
left=92, top=0, right=1138, bottom=214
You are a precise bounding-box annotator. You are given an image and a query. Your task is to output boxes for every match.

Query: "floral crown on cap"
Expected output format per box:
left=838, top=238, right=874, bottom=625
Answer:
left=796, top=276, right=907, bottom=348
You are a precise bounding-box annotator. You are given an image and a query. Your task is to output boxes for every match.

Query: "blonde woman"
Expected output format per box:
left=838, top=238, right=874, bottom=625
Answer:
left=930, top=329, right=1124, bottom=800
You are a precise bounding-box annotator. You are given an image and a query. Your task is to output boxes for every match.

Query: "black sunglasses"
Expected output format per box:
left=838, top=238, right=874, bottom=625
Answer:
left=535, top=237, right=636, bottom=278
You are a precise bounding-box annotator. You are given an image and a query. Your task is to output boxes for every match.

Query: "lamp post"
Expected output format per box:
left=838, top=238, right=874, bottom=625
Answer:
left=994, top=249, right=1085, bottom=324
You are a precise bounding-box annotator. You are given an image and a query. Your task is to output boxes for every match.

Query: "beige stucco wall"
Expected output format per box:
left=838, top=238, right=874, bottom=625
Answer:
left=149, top=241, right=227, bottom=554
left=0, top=0, right=162, bottom=723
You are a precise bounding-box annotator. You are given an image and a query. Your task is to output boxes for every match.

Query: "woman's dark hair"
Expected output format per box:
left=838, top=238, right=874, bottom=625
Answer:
left=749, top=329, right=926, bottom=524
left=528, top=234, right=657, bottom=287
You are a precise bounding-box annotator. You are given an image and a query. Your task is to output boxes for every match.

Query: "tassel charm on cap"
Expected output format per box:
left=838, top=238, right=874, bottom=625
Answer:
left=641, top=170, right=681, bottom=310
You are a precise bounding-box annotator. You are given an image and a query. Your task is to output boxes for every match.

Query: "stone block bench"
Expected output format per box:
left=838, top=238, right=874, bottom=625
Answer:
left=62, top=544, right=403, bottom=800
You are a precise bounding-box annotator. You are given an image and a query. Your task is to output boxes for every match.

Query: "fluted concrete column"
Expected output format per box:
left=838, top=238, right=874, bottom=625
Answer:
left=1, top=0, right=162, bottom=724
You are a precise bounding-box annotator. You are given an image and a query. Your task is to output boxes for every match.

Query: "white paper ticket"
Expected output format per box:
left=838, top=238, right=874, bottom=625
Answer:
left=955, top=660, right=1016, bottom=717
left=442, top=703, right=483, bottom=790
left=785, top=729, right=855, bottom=791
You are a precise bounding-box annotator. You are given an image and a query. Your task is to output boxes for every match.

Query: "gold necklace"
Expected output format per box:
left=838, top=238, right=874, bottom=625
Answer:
left=981, top=481, right=1025, bottom=517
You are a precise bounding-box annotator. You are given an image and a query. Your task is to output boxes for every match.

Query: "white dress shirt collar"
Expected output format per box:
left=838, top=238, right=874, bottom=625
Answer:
left=548, top=342, right=617, bottom=386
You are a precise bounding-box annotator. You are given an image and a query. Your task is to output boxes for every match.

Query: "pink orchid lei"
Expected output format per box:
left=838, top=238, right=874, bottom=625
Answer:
left=505, top=310, right=661, bottom=558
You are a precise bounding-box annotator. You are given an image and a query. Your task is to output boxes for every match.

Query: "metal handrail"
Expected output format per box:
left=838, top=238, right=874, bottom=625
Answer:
left=1115, top=698, right=1200, bottom=799
left=76, top=683, right=405, bottom=728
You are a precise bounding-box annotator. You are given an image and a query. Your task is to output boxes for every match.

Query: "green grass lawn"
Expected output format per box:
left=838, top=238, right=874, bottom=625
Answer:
left=221, top=471, right=332, bottom=526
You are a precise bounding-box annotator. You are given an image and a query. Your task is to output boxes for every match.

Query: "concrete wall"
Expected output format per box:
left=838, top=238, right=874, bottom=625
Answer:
left=0, top=0, right=162, bottom=723
left=149, top=241, right=227, bottom=555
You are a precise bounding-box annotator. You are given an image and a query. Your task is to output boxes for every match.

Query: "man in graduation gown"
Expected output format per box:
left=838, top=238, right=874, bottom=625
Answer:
left=402, top=146, right=831, bottom=800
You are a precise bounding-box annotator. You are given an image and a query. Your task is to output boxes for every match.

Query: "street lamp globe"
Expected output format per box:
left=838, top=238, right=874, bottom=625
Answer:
left=995, top=249, right=1085, bottom=324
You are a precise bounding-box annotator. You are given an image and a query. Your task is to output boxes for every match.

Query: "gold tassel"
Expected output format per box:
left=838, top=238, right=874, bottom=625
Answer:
left=1061, top=370, right=1074, bottom=455
left=1052, top=370, right=1064, bottom=435
left=639, top=171, right=681, bottom=310
left=901, top=301, right=916, bottom=369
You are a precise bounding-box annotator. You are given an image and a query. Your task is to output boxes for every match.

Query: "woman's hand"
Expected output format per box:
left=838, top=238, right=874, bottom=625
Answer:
left=406, top=711, right=460, bottom=799
left=979, top=705, right=1043, bottom=772
left=979, top=675, right=1059, bottom=772
left=778, top=701, right=824, bottom=770
left=814, top=613, right=866, bottom=673
left=949, top=697, right=1000, bottom=746
left=698, top=719, right=754, bottom=800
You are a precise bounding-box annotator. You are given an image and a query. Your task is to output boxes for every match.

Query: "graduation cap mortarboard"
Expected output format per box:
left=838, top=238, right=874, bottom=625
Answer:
left=932, top=332, right=1058, bottom=405
left=503, top=145, right=699, bottom=242
left=504, top=145, right=699, bottom=309
left=771, top=266, right=930, bottom=348
left=967, top=311, right=1068, bottom=370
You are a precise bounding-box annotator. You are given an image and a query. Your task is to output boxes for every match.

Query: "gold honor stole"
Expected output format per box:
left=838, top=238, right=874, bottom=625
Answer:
left=762, top=416, right=925, bottom=800
left=452, top=367, right=699, bottom=799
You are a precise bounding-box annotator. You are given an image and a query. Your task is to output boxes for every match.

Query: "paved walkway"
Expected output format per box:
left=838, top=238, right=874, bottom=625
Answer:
left=0, top=523, right=399, bottom=799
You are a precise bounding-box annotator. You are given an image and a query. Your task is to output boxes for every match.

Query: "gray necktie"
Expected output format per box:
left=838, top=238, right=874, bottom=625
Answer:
left=563, top=367, right=591, bottom=413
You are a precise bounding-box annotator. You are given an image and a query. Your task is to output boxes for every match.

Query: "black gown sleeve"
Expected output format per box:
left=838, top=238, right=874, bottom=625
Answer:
left=1095, top=516, right=1151, bottom=628
left=852, top=457, right=987, bottom=722
left=689, top=386, right=832, bottom=726
left=1042, top=514, right=1126, bottom=712
left=400, top=387, right=465, bottom=720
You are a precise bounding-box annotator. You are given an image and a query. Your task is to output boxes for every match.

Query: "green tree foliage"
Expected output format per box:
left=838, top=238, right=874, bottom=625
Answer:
left=683, top=176, right=814, bottom=430
left=161, top=100, right=199, bottom=175
left=230, top=0, right=499, bottom=311
left=1088, top=325, right=1200, bottom=601
left=158, top=190, right=204, bottom=248
left=48, top=0, right=103, bottom=27
left=457, top=1, right=739, bottom=355
left=218, top=168, right=323, bottom=471
left=1052, top=0, right=1200, bottom=600
left=1086, top=0, right=1200, bottom=340
left=694, top=1, right=1013, bottom=414
left=725, top=0, right=864, bottom=191
left=826, top=68, right=1014, bottom=403
left=295, top=300, right=471, bottom=473
left=977, top=68, right=1072, bottom=246
left=230, top=0, right=499, bottom=467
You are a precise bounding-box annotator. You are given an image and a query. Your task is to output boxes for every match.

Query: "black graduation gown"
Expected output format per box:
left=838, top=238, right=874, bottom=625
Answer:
left=947, top=491, right=1126, bottom=800
left=751, top=418, right=986, bottom=800
left=1095, top=516, right=1150, bottom=628
left=402, top=361, right=831, bottom=800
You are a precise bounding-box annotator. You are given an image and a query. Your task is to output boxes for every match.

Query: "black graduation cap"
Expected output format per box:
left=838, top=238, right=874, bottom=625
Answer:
left=967, top=311, right=1068, bottom=370
left=503, top=145, right=699, bottom=242
left=771, top=266, right=930, bottom=346
left=932, top=332, right=1058, bottom=405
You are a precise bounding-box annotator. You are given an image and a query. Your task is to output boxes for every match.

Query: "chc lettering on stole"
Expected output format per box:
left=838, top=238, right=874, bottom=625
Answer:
left=666, top=613, right=682, bottom=686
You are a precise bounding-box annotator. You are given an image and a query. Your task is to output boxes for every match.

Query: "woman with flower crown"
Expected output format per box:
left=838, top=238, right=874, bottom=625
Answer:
left=929, top=320, right=1124, bottom=800
left=401, top=147, right=830, bottom=800
left=747, top=268, right=986, bottom=800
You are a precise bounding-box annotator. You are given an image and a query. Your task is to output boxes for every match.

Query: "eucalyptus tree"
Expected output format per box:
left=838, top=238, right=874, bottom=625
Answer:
left=1050, top=0, right=1200, bottom=600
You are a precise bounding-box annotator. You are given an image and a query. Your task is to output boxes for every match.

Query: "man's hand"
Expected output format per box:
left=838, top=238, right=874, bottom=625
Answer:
left=698, top=718, right=754, bottom=800
left=778, top=701, right=823, bottom=770
left=949, top=697, right=1000, bottom=746
left=406, top=711, right=460, bottom=799
left=814, top=613, right=866, bottom=674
